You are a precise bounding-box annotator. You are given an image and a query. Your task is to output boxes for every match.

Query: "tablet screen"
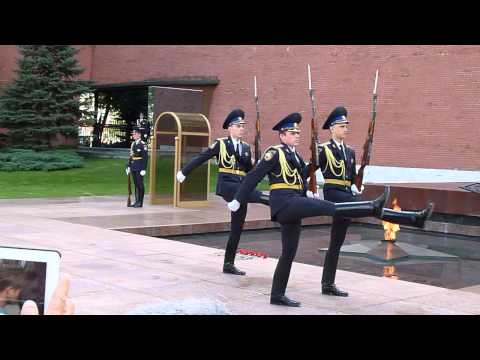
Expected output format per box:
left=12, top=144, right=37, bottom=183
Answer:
left=0, top=259, right=47, bottom=315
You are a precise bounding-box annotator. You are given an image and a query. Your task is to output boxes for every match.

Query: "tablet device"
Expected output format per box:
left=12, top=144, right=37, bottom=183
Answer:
left=0, top=246, right=61, bottom=315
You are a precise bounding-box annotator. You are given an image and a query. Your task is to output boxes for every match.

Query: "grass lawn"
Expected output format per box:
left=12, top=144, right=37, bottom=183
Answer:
left=0, top=156, right=269, bottom=199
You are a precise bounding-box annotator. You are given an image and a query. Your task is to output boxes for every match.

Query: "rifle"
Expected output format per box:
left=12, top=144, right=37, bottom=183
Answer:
left=307, top=64, right=319, bottom=193
left=354, top=69, right=379, bottom=189
left=127, top=170, right=132, bottom=207
left=253, top=76, right=261, bottom=164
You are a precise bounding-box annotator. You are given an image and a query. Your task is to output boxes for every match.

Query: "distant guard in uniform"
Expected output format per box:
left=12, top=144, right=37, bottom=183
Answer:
left=126, top=127, right=148, bottom=208
left=176, top=109, right=270, bottom=276
left=228, top=112, right=391, bottom=307
left=317, top=106, right=434, bottom=296
left=137, top=113, right=151, bottom=144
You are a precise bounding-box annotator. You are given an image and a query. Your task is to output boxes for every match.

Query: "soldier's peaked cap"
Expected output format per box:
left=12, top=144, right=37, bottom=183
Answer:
left=272, top=112, right=302, bottom=132
left=223, top=108, right=246, bottom=129
left=323, top=106, right=349, bottom=129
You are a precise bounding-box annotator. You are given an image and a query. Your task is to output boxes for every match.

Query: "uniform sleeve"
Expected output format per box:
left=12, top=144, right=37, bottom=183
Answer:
left=316, top=142, right=327, bottom=172
left=234, top=149, right=278, bottom=204
left=141, top=142, right=148, bottom=171
left=181, top=140, right=220, bottom=176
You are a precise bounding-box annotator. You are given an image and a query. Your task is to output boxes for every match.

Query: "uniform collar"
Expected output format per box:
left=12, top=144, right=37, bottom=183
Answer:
left=332, top=138, right=344, bottom=148
left=279, top=143, right=295, bottom=152
left=230, top=136, right=241, bottom=145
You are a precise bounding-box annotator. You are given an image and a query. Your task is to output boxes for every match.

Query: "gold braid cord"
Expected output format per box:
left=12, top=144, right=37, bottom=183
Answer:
left=273, top=147, right=303, bottom=186
left=219, top=140, right=236, bottom=169
left=323, top=145, right=345, bottom=179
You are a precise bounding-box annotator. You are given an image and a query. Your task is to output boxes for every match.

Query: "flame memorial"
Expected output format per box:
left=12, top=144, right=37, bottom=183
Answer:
left=319, top=196, right=459, bottom=277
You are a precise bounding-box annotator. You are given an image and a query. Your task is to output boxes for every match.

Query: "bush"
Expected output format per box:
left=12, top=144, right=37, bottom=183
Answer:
left=0, top=149, right=84, bottom=171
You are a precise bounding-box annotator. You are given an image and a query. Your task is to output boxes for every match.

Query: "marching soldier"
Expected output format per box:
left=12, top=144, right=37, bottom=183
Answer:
left=317, top=106, right=434, bottom=296
left=176, top=109, right=270, bottom=276
left=126, top=127, right=148, bottom=208
left=228, top=112, right=391, bottom=307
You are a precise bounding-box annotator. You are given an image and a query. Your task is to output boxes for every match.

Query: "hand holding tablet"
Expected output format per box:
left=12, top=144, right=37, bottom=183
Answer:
left=0, top=246, right=62, bottom=315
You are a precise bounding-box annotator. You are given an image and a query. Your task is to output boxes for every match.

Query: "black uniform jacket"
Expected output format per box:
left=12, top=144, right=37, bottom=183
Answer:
left=317, top=139, right=357, bottom=193
left=181, top=136, right=254, bottom=201
left=235, top=143, right=312, bottom=221
left=129, top=140, right=148, bottom=172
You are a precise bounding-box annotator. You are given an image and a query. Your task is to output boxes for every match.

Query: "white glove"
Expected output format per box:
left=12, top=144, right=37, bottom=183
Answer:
left=306, top=190, right=321, bottom=199
left=140, top=170, right=146, bottom=176
left=351, top=184, right=365, bottom=195
left=227, top=199, right=241, bottom=212
left=176, top=171, right=186, bottom=183
left=125, top=167, right=130, bottom=176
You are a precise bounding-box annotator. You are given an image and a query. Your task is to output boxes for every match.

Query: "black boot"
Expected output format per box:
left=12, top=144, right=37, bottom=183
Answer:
left=137, top=188, right=144, bottom=208
left=223, top=262, right=246, bottom=275
left=380, top=202, right=434, bottom=229
left=334, top=186, right=390, bottom=218
left=322, top=284, right=349, bottom=297
left=132, top=191, right=140, bottom=208
left=270, top=295, right=301, bottom=307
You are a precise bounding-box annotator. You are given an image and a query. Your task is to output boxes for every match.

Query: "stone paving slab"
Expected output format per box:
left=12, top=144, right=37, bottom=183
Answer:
left=1, top=195, right=479, bottom=315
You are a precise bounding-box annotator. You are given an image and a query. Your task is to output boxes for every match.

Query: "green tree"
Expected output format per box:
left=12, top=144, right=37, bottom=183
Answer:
left=0, top=45, right=93, bottom=150
left=91, top=88, right=148, bottom=147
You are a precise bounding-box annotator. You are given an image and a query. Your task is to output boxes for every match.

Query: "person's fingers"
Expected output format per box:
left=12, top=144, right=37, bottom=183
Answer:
left=55, top=273, right=71, bottom=299
left=64, top=299, right=75, bottom=315
left=47, top=273, right=71, bottom=315
left=20, top=300, right=40, bottom=315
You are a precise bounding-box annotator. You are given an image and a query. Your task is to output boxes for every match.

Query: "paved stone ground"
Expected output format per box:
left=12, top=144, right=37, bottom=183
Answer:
left=0, top=195, right=478, bottom=315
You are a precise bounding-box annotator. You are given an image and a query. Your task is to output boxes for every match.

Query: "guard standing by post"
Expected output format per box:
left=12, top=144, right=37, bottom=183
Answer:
left=317, top=106, right=434, bottom=296
left=137, top=113, right=151, bottom=144
left=228, top=112, right=391, bottom=307
left=126, top=127, right=148, bottom=208
left=176, top=108, right=270, bottom=276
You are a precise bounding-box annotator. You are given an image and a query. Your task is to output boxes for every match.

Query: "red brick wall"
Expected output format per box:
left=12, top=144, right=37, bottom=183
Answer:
left=2, top=45, right=480, bottom=171
left=0, top=45, right=19, bottom=92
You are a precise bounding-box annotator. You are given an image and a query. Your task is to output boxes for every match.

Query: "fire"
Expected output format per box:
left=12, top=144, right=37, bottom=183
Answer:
left=383, top=265, right=398, bottom=279
left=382, top=198, right=401, bottom=241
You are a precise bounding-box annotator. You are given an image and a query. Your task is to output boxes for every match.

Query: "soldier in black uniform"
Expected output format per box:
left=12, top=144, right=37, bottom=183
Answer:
left=176, top=109, right=269, bottom=276
left=138, top=113, right=151, bottom=144
left=228, top=112, right=391, bottom=307
left=317, top=106, right=434, bottom=296
left=126, top=127, right=148, bottom=208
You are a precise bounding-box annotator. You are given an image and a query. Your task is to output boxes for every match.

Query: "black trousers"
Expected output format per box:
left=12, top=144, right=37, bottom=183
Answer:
left=223, top=189, right=269, bottom=264
left=321, top=188, right=357, bottom=285
left=271, top=196, right=336, bottom=297
left=132, top=170, right=145, bottom=205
